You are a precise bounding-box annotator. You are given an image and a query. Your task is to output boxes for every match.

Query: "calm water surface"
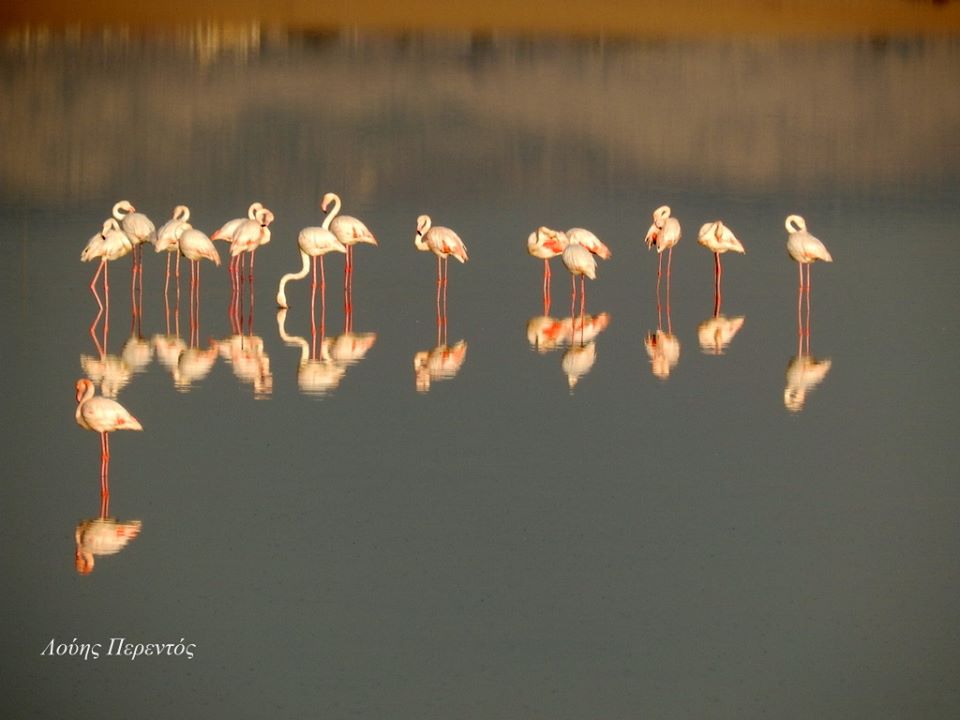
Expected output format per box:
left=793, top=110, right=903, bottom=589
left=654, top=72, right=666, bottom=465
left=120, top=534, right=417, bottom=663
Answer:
left=2, top=28, right=960, bottom=719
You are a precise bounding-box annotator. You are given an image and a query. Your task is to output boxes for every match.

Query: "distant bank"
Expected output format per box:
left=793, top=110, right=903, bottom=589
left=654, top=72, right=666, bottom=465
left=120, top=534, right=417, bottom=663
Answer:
left=3, top=0, right=960, bottom=36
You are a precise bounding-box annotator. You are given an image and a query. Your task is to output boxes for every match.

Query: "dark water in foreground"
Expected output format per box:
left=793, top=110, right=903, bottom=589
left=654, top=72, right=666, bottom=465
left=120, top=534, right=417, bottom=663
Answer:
left=2, top=29, right=960, bottom=719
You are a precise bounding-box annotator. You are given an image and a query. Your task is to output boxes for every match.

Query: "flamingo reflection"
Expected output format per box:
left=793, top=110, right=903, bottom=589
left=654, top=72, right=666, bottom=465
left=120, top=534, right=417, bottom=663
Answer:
left=74, top=460, right=141, bottom=576
left=414, top=341, right=468, bottom=393
left=645, top=245, right=680, bottom=379
left=277, top=308, right=346, bottom=397
left=219, top=333, right=272, bottom=398
left=173, top=340, right=220, bottom=392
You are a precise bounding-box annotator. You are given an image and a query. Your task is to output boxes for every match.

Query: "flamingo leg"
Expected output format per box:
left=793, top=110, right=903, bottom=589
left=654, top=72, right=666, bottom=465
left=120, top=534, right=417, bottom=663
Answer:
left=103, top=260, right=111, bottom=340
left=657, top=251, right=663, bottom=279
left=667, top=246, right=673, bottom=278
left=319, top=255, right=327, bottom=342
left=100, top=431, right=110, bottom=499
left=579, top=275, right=586, bottom=320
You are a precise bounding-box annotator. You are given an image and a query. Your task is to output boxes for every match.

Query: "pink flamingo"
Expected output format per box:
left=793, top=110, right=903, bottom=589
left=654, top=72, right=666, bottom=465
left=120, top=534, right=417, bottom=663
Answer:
left=415, top=215, right=468, bottom=333
left=645, top=205, right=681, bottom=279
left=527, top=227, right=568, bottom=307
left=155, top=205, right=190, bottom=300
left=277, top=205, right=348, bottom=311
left=560, top=229, right=608, bottom=318
left=75, top=378, right=143, bottom=498
left=81, top=218, right=135, bottom=341
left=786, top=214, right=833, bottom=335
left=177, top=227, right=220, bottom=346
left=210, top=202, right=266, bottom=243
left=323, top=192, right=378, bottom=317
left=112, top=201, right=155, bottom=315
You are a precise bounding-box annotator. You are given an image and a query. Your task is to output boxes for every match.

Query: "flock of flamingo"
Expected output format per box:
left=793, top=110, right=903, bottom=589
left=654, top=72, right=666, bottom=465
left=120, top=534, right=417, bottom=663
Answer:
left=73, top=196, right=834, bottom=571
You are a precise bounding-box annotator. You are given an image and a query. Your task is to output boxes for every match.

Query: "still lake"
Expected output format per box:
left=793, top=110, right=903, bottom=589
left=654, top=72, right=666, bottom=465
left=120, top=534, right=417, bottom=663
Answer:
left=2, top=28, right=959, bottom=718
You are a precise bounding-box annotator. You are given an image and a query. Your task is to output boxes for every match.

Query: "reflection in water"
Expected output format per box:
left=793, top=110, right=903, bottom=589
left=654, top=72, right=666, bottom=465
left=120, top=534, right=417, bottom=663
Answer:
left=174, top=341, right=220, bottom=392
left=277, top=309, right=344, bottom=396
left=698, top=315, right=746, bottom=355
left=75, top=516, right=143, bottom=575
left=152, top=333, right=187, bottom=379
left=414, top=341, right=469, bottom=393
left=526, top=311, right=611, bottom=390
left=414, top=215, right=468, bottom=329
left=646, top=256, right=680, bottom=379
left=220, top=334, right=272, bottom=398
left=784, top=353, right=833, bottom=413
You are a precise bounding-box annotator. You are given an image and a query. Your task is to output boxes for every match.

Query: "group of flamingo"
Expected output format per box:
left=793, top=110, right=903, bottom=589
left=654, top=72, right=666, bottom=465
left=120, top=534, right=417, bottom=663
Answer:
left=76, top=197, right=834, bottom=481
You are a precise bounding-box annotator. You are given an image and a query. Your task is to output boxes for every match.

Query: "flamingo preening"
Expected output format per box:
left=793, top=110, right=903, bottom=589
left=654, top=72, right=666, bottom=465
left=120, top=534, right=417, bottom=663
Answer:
left=645, top=205, right=681, bottom=279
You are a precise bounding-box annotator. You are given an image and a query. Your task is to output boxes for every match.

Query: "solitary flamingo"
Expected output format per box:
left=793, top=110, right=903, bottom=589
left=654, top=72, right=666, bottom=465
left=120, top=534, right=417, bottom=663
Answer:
left=277, top=206, right=347, bottom=309
left=415, top=215, right=468, bottom=282
left=155, top=205, right=190, bottom=298
left=75, top=378, right=142, bottom=497
left=645, top=205, right=681, bottom=278
left=527, top=227, right=568, bottom=304
left=697, top=220, right=744, bottom=280
left=786, top=214, right=832, bottom=289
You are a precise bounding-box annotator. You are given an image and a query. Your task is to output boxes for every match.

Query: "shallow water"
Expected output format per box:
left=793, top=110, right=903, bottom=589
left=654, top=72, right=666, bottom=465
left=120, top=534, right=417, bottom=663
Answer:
left=2, top=28, right=960, bottom=719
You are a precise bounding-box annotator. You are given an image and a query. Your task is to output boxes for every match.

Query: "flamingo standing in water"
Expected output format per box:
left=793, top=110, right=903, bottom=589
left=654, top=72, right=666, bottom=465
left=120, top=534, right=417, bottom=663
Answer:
left=786, top=214, right=832, bottom=334
left=527, top=227, right=568, bottom=306
left=211, top=202, right=266, bottom=244
left=75, top=378, right=143, bottom=497
left=155, top=205, right=190, bottom=299
left=414, top=215, right=468, bottom=283
left=112, top=201, right=155, bottom=313
left=697, top=220, right=745, bottom=281
left=229, top=207, right=274, bottom=282
left=177, top=227, right=220, bottom=345
left=786, top=214, right=832, bottom=290
left=322, top=192, right=378, bottom=302
left=558, top=228, right=608, bottom=318
left=645, top=205, right=681, bottom=278
left=276, top=211, right=346, bottom=311
left=81, top=218, right=135, bottom=338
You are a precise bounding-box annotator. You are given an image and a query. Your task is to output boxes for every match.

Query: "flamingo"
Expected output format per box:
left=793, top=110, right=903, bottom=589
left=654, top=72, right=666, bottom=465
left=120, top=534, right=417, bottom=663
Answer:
left=210, top=202, right=266, bottom=243
left=112, top=201, right=155, bottom=311
left=155, top=205, right=190, bottom=299
left=527, top=227, right=568, bottom=304
left=75, top=378, right=143, bottom=496
left=786, top=214, right=832, bottom=289
left=414, top=215, right=468, bottom=285
left=645, top=205, right=681, bottom=278
left=644, top=330, right=681, bottom=380
left=276, top=210, right=347, bottom=309
left=322, top=192, right=378, bottom=280
left=566, top=228, right=612, bottom=260
left=81, top=218, right=135, bottom=336
left=75, top=517, right=143, bottom=575
left=697, top=220, right=744, bottom=281
left=784, top=354, right=832, bottom=412
left=229, top=207, right=274, bottom=282
left=561, top=240, right=597, bottom=318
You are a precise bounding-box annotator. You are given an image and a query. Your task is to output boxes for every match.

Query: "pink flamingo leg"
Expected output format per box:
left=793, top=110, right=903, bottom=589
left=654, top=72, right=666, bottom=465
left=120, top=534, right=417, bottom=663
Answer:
left=657, top=251, right=663, bottom=279
left=100, top=431, right=110, bottom=499
left=667, top=246, right=673, bottom=278
left=579, top=275, right=586, bottom=320
left=319, top=255, right=327, bottom=342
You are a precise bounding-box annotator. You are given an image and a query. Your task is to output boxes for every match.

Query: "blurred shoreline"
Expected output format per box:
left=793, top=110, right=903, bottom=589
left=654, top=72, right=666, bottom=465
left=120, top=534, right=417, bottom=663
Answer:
left=3, top=0, right=960, bottom=37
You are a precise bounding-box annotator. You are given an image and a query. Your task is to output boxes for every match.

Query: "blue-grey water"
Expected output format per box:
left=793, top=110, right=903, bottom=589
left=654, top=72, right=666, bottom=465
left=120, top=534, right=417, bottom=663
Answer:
left=2, top=28, right=960, bottom=719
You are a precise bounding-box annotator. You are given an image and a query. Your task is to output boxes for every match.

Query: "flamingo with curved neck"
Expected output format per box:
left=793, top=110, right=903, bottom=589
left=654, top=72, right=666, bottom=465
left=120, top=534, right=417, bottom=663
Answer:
left=277, top=200, right=345, bottom=310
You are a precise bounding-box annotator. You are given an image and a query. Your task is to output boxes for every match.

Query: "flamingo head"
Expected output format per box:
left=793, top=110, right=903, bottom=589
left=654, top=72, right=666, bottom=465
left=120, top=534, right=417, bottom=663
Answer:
left=75, top=378, right=94, bottom=403
left=75, top=548, right=94, bottom=575
left=246, top=201, right=265, bottom=219
left=174, top=205, right=191, bottom=222
left=785, top=214, right=807, bottom=233
left=320, top=192, right=339, bottom=213
left=416, top=215, right=431, bottom=237
left=258, top=209, right=275, bottom=227
left=113, top=200, right=135, bottom=217
left=100, top=218, right=120, bottom=238
left=653, top=205, right=671, bottom=229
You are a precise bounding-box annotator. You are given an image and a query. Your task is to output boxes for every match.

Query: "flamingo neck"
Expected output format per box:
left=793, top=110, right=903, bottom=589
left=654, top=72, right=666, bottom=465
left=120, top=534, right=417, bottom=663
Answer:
left=276, top=250, right=311, bottom=307
left=112, top=202, right=129, bottom=221
left=322, top=195, right=342, bottom=230
left=414, top=217, right=432, bottom=252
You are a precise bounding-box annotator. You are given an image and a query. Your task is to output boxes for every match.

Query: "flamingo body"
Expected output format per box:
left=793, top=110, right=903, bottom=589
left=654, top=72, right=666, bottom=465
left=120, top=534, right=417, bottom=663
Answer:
left=786, top=215, right=832, bottom=264
left=211, top=202, right=265, bottom=242
left=414, top=215, right=468, bottom=262
left=698, top=221, right=745, bottom=255
left=561, top=243, right=597, bottom=280
left=75, top=379, right=143, bottom=433
left=178, top=228, right=221, bottom=266
left=645, top=206, right=681, bottom=254
left=113, top=201, right=156, bottom=247
left=82, top=219, right=134, bottom=263
left=566, top=228, right=611, bottom=260
left=155, top=205, right=191, bottom=254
